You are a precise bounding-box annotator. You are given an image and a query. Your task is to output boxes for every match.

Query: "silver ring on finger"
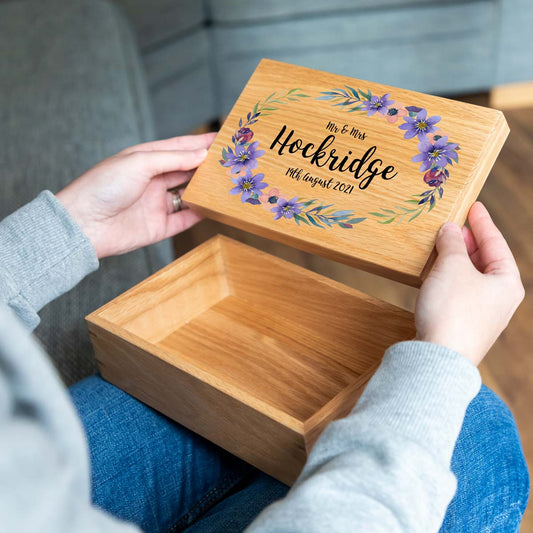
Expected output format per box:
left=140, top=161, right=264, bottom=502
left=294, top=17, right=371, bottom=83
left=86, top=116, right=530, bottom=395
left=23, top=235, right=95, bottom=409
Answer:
left=171, top=189, right=183, bottom=213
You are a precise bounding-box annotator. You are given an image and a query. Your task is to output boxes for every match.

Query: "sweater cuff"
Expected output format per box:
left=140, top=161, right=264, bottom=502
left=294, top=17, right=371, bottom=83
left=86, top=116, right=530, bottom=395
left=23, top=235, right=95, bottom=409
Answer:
left=0, top=191, right=99, bottom=329
left=352, top=341, right=482, bottom=465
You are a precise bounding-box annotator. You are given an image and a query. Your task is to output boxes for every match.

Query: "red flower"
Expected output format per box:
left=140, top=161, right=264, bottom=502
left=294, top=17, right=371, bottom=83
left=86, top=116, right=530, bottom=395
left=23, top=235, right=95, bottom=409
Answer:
left=423, top=168, right=446, bottom=187
left=235, top=127, right=253, bottom=144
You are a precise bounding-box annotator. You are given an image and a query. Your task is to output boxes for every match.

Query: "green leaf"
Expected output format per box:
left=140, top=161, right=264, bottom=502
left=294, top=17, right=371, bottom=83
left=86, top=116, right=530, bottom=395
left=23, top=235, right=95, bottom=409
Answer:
left=406, top=199, right=421, bottom=204
left=306, top=214, right=324, bottom=228
left=344, top=85, right=360, bottom=99
left=294, top=213, right=309, bottom=225
left=408, top=209, right=423, bottom=222
left=309, top=204, right=334, bottom=213
left=369, top=212, right=388, bottom=217
left=262, top=107, right=277, bottom=111
left=377, top=218, right=395, bottom=224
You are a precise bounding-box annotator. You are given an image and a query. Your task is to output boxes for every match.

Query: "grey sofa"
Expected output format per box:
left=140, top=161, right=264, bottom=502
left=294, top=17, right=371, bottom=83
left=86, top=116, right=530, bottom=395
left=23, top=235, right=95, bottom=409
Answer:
left=0, top=0, right=172, bottom=384
left=116, top=0, right=533, bottom=138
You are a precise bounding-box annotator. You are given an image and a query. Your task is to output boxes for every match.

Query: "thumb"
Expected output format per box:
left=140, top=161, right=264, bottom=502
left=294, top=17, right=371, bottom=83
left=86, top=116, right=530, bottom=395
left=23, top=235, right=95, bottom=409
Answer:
left=435, top=222, right=468, bottom=259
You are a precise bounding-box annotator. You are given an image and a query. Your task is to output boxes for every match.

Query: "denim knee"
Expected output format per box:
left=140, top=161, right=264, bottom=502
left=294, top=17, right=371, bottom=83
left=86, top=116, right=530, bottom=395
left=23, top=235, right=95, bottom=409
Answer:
left=470, top=385, right=529, bottom=514
left=441, top=384, right=529, bottom=532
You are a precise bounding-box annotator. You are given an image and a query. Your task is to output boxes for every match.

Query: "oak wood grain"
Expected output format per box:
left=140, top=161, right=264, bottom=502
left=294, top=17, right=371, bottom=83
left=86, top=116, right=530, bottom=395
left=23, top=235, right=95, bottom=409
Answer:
left=87, top=235, right=415, bottom=483
left=89, top=321, right=307, bottom=485
left=183, top=59, right=508, bottom=286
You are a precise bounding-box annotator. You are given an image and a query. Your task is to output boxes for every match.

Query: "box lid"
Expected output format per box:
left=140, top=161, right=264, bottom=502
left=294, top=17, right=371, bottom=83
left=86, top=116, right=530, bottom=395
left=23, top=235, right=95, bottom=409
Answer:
left=183, top=59, right=508, bottom=286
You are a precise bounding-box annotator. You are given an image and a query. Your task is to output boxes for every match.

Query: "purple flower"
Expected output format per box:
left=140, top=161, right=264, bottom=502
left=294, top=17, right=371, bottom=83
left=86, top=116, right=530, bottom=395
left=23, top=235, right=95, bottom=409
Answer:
left=223, top=141, right=265, bottom=174
left=362, top=93, right=394, bottom=116
left=271, top=197, right=302, bottom=220
left=230, top=171, right=267, bottom=203
left=423, top=168, right=447, bottom=187
left=399, top=109, right=441, bottom=140
left=235, top=127, right=253, bottom=144
left=412, top=136, right=459, bottom=172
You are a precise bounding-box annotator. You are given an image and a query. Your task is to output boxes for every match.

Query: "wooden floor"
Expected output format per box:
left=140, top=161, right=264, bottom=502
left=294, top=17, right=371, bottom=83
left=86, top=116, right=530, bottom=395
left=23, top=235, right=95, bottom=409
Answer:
left=176, top=101, right=533, bottom=529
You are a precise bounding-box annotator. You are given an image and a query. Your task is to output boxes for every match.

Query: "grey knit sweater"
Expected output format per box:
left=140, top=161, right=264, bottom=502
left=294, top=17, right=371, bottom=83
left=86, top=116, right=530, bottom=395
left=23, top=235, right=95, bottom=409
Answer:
left=0, top=191, right=481, bottom=532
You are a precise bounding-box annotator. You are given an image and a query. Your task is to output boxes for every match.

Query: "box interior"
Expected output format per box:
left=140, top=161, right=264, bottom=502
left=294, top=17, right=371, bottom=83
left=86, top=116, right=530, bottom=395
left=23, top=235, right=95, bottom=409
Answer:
left=96, top=236, right=414, bottom=424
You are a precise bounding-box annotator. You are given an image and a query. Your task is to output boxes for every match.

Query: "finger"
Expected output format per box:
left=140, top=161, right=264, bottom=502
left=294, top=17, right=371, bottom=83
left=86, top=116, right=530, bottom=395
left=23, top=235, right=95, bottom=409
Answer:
left=159, top=169, right=194, bottom=190
left=469, top=248, right=483, bottom=272
left=462, top=225, right=489, bottom=272
left=462, top=226, right=478, bottom=256
left=164, top=209, right=203, bottom=239
left=435, top=222, right=469, bottom=259
left=468, top=202, right=518, bottom=275
left=121, top=133, right=217, bottom=154
left=130, top=149, right=207, bottom=177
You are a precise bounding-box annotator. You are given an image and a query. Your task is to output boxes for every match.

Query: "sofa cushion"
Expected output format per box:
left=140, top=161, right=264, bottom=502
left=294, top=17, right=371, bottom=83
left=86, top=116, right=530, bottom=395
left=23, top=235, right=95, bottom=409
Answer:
left=143, top=29, right=215, bottom=137
left=115, top=0, right=205, bottom=50
left=210, top=1, right=499, bottom=113
left=207, top=0, right=447, bottom=23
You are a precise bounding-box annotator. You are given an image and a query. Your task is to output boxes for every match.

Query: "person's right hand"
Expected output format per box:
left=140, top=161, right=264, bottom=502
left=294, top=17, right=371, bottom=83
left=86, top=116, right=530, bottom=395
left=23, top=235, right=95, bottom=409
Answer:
left=415, top=202, right=525, bottom=366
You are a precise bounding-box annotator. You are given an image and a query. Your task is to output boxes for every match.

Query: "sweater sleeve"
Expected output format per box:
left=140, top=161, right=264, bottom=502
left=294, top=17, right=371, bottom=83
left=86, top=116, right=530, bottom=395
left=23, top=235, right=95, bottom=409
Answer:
left=247, top=341, right=482, bottom=533
left=0, top=191, right=98, bottom=330
left=0, top=304, right=139, bottom=532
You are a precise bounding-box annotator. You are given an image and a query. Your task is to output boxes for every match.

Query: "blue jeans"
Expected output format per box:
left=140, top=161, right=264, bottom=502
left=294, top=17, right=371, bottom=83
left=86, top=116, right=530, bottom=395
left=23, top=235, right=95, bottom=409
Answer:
left=70, top=376, right=529, bottom=532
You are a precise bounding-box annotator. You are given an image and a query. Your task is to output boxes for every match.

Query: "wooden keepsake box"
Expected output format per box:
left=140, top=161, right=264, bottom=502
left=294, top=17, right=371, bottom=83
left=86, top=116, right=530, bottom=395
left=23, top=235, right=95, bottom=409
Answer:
left=88, top=60, right=508, bottom=485
left=87, top=236, right=415, bottom=484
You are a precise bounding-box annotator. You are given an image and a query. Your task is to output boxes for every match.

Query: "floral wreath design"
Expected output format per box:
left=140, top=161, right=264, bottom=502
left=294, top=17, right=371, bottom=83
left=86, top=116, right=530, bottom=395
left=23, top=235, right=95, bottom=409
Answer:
left=219, top=86, right=460, bottom=228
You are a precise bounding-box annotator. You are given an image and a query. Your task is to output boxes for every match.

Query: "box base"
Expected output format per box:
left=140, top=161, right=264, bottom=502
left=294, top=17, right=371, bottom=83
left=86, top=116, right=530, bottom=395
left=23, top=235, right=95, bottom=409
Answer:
left=87, top=236, right=415, bottom=484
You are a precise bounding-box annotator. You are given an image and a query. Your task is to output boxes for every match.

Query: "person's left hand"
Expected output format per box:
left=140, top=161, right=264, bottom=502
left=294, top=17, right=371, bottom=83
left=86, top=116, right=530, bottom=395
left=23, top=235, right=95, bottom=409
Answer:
left=56, top=133, right=216, bottom=258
